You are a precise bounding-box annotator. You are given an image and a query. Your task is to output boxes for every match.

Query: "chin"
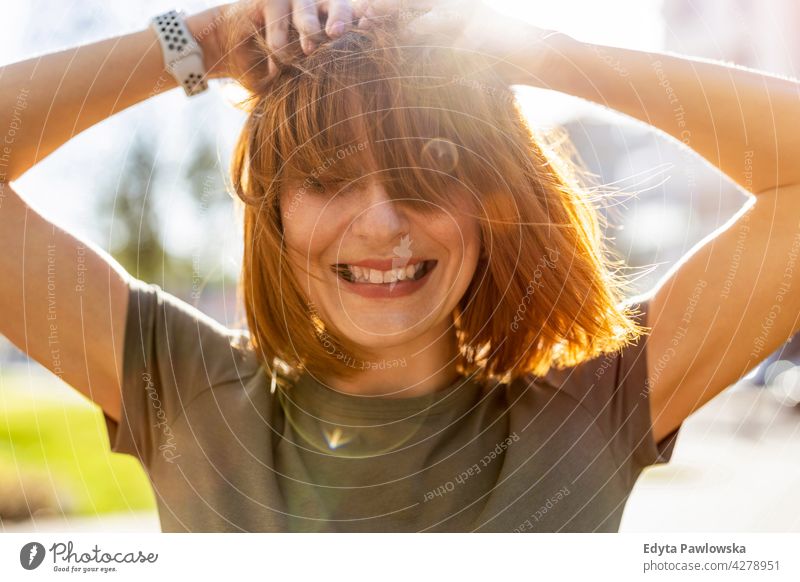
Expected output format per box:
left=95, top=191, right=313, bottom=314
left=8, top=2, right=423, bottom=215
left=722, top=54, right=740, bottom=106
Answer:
left=335, top=308, right=436, bottom=339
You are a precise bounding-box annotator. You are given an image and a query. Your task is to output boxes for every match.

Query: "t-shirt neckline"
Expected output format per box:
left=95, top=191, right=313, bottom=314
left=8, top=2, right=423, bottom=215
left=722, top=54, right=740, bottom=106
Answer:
left=287, top=369, right=485, bottom=421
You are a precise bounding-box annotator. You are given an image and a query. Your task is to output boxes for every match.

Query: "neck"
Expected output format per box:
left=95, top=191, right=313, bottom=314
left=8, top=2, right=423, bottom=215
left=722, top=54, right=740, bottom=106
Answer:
left=323, top=323, right=462, bottom=398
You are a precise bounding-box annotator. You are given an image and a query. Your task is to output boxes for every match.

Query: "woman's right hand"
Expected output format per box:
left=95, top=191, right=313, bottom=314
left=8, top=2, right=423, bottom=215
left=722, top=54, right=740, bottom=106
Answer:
left=188, top=0, right=357, bottom=84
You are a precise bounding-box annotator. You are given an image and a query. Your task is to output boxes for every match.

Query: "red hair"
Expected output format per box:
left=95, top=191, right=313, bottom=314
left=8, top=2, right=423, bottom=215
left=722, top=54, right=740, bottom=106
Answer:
left=224, top=19, right=647, bottom=384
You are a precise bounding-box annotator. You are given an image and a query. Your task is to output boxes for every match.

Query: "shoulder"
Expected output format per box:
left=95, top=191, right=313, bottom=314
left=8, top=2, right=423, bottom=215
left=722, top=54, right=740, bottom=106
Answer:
left=510, top=295, right=671, bottom=474
left=542, top=295, right=651, bottom=402
left=126, top=278, right=263, bottom=388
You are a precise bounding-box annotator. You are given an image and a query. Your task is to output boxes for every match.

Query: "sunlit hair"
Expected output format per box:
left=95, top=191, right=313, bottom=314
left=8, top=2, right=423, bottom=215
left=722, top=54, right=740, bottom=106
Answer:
left=223, top=15, right=648, bottom=385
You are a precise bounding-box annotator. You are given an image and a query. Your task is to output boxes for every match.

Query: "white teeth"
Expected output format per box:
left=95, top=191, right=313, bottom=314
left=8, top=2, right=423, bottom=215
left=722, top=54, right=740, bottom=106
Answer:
left=341, top=262, right=426, bottom=284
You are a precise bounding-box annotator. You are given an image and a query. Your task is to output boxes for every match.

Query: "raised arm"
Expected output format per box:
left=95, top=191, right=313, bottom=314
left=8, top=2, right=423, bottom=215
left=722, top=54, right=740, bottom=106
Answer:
left=0, top=9, right=231, bottom=422
left=536, top=34, right=800, bottom=195
left=525, top=34, right=800, bottom=442
left=0, top=27, right=185, bottom=184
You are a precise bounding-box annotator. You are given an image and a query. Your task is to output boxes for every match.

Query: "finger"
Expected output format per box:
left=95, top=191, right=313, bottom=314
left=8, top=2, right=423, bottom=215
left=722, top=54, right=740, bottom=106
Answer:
left=325, top=0, right=354, bottom=37
left=292, top=0, right=326, bottom=53
left=265, top=0, right=293, bottom=63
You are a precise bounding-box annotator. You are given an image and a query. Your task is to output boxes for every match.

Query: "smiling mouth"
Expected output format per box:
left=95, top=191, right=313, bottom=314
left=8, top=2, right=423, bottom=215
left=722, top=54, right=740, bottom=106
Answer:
left=331, top=260, right=437, bottom=284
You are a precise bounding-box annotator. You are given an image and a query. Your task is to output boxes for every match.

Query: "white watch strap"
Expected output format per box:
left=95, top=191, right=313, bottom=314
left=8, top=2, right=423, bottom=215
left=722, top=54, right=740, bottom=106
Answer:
left=150, top=9, right=209, bottom=97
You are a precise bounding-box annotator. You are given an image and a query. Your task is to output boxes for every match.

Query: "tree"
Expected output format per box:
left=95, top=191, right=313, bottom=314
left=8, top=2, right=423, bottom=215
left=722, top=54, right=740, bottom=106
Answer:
left=95, top=132, right=233, bottom=292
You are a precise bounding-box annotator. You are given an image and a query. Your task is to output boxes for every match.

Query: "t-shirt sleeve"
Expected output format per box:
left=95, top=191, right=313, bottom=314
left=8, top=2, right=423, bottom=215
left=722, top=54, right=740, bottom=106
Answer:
left=102, top=277, right=257, bottom=469
left=544, top=297, right=681, bottom=488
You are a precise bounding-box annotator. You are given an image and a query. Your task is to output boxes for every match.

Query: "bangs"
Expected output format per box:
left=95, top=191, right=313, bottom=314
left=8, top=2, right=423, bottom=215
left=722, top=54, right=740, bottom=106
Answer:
left=263, top=27, right=523, bottom=214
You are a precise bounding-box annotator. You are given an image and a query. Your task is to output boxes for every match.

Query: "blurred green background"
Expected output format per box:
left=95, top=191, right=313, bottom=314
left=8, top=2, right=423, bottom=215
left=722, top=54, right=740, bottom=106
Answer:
left=0, top=368, right=155, bottom=522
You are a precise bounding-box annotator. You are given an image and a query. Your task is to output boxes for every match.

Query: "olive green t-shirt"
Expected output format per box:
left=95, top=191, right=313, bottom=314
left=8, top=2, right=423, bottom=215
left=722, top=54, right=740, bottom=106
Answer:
left=104, top=277, right=680, bottom=532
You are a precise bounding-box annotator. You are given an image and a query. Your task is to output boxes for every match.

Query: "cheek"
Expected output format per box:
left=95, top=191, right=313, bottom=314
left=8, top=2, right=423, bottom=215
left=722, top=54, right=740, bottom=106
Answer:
left=421, top=212, right=482, bottom=298
left=434, top=212, right=482, bottom=260
left=450, top=215, right=483, bottom=284
left=279, top=191, right=335, bottom=256
left=437, top=195, right=482, bottom=251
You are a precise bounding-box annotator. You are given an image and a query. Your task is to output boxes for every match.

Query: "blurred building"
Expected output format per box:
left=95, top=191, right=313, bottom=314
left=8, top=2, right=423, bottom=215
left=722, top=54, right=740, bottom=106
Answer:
left=563, top=117, right=746, bottom=295
left=663, top=0, right=800, bottom=77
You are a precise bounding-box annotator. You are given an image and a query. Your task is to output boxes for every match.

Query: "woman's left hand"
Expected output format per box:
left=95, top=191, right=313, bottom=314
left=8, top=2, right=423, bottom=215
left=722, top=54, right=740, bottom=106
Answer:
left=352, top=0, right=564, bottom=86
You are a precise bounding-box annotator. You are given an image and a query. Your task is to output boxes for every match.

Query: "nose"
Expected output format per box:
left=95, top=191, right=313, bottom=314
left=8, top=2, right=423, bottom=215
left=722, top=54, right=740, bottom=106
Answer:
left=348, top=182, right=410, bottom=242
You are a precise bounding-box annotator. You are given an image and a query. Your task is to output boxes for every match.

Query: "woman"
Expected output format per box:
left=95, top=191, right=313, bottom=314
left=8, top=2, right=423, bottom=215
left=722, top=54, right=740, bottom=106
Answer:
left=1, top=0, right=798, bottom=533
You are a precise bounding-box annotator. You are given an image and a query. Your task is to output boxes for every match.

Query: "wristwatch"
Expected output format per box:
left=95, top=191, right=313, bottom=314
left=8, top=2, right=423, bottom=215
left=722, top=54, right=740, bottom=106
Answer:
left=150, top=9, right=209, bottom=97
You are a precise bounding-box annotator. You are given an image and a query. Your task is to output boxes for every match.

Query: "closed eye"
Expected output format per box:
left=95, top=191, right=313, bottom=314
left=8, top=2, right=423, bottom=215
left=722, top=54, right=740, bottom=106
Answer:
left=304, top=176, right=326, bottom=194
left=304, top=177, right=358, bottom=197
